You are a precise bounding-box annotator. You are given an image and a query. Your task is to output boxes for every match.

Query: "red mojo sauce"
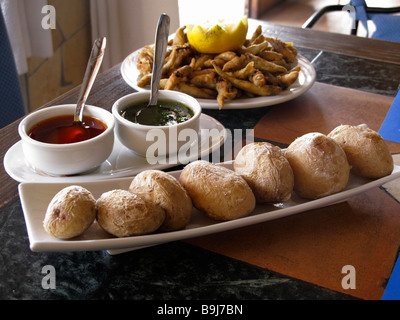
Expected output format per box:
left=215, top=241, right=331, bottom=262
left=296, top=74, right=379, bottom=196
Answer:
left=28, top=115, right=107, bottom=144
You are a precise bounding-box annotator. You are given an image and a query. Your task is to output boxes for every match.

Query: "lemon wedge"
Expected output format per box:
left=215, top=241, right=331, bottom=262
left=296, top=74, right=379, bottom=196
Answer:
left=186, top=16, right=248, bottom=54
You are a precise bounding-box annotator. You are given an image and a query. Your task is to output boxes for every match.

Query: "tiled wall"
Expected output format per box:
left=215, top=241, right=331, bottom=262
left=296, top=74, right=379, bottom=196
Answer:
left=22, top=0, right=92, bottom=111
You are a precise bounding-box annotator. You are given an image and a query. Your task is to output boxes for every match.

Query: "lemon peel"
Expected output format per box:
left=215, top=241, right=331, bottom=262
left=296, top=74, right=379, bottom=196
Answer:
left=186, top=16, right=248, bottom=54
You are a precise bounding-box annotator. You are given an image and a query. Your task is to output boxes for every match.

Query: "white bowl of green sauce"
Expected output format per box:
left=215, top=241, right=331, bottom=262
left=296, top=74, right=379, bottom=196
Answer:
left=112, top=90, right=202, bottom=158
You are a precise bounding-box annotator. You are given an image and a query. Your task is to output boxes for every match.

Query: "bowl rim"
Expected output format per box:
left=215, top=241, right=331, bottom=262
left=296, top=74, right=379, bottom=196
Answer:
left=18, top=104, right=115, bottom=149
left=112, top=90, right=202, bottom=130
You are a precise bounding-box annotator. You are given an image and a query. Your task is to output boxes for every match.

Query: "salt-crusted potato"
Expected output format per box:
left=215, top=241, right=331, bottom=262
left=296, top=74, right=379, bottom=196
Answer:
left=285, top=132, right=350, bottom=199
left=129, top=170, right=193, bottom=231
left=43, top=186, right=96, bottom=239
left=234, top=142, right=294, bottom=203
left=96, top=189, right=165, bottom=237
left=179, top=160, right=256, bottom=221
left=328, top=124, right=393, bottom=178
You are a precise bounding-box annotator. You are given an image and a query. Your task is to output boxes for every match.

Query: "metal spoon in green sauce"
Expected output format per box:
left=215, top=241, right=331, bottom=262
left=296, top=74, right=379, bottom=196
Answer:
left=121, top=99, right=194, bottom=126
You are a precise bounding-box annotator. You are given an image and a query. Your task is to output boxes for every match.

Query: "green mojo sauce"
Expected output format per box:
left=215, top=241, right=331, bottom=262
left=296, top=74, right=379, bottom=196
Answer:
left=120, top=99, right=194, bottom=126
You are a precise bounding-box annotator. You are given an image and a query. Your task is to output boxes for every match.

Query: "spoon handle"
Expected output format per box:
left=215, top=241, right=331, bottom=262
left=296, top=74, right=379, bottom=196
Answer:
left=149, top=13, right=170, bottom=106
left=74, top=37, right=107, bottom=122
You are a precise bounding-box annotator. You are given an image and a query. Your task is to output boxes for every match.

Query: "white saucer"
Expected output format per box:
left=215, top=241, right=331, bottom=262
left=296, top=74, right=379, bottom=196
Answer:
left=4, top=114, right=227, bottom=183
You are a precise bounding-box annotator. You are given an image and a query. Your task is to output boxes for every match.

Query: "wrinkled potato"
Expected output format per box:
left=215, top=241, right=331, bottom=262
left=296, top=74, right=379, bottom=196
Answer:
left=234, top=142, right=294, bottom=203
left=179, top=160, right=256, bottom=221
left=96, top=189, right=165, bottom=237
left=285, top=132, right=350, bottom=200
left=129, top=170, right=193, bottom=231
left=43, top=186, right=96, bottom=239
left=328, top=124, right=393, bottom=178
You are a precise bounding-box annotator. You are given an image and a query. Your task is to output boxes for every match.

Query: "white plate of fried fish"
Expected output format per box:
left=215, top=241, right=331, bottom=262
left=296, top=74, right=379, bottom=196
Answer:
left=121, top=25, right=316, bottom=110
left=122, top=52, right=316, bottom=110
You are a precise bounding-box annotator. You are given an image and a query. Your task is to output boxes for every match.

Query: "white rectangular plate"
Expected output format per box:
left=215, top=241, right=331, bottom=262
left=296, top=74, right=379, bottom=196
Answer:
left=18, top=162, right=400, bottom=254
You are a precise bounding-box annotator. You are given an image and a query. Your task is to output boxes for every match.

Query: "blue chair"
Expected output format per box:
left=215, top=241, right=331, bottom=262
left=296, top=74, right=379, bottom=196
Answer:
left=302, top=0, right=400, bottom=42
left=0, top=10, right=26, bottom=129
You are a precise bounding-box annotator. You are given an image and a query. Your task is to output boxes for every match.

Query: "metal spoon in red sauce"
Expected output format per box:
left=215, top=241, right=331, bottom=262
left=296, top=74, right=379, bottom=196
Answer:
left=28, top=115, right=107, bottom=144
left=27, top=38, right=107, bottom=145
left=70, top=37, right=107, bottom=141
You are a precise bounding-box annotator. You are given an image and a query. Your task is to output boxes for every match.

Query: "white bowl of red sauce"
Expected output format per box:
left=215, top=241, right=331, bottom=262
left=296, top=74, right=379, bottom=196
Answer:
left=18, top=104, right=114, bottom=176
left=112, top=90, right=201, bottom=159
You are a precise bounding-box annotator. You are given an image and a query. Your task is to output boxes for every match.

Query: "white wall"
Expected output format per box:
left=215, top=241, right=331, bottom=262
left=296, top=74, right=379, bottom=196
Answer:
left=92, top=0, right=247, bottom=68
left=119, top=0, right=180, bottom=55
